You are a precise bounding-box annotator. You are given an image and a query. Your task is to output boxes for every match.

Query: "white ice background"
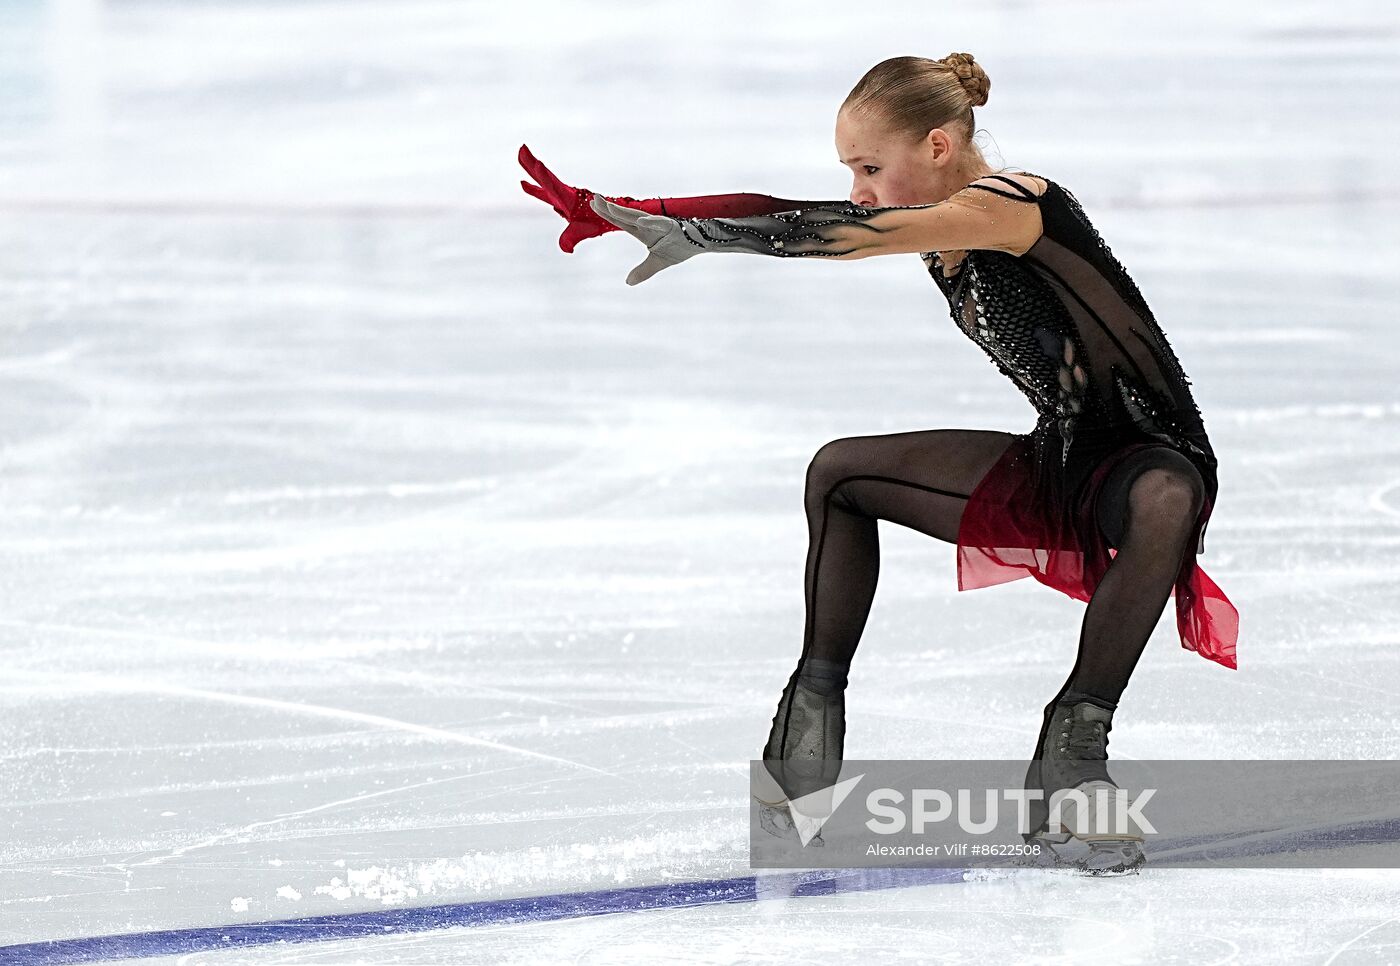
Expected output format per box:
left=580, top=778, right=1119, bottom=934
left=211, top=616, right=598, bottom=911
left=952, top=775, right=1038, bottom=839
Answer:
left=1, top=0, right=1399, bottom=962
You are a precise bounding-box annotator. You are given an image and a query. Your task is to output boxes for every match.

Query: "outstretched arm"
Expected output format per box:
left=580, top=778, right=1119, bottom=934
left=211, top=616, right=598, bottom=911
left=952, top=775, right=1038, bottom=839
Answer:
left=518, top=144, right=841, bottom=253
left=591, top=178, right=1044, bottom=285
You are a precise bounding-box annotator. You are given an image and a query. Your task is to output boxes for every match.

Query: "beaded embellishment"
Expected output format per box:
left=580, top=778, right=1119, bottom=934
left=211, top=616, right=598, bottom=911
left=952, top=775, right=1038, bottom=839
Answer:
left=923, top=173, right=1214, bottom=480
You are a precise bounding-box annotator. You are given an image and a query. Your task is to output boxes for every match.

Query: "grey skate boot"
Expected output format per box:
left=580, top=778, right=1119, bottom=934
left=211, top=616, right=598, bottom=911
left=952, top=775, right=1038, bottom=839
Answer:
left=1021, top=694, right=1146, bottom=876
left=754, top=658, right=847, bottom=846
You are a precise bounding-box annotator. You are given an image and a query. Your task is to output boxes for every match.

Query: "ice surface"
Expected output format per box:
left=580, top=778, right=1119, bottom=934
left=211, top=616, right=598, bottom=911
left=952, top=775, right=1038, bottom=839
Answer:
left=1, top=0, right=1399, bottom=961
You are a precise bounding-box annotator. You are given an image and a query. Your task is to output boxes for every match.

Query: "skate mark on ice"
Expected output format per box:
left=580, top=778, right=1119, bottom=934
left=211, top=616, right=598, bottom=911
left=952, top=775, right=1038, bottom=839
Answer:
left=0, top=619, right=594, bottom=714
left=1149, top=808, right=1400, bottom=864
left=1322, top=916, right=1400, bottom=966
left=2, top=815, right=1397, bottom=964
left=10, top=670, right=613, bottom=778
left=109, top=770, right=497, bottom=873
left=1368, top=478, right=1400, bottom=520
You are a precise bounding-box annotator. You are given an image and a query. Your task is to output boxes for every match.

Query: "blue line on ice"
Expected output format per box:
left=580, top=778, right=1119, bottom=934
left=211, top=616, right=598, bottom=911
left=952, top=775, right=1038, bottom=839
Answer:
left=2, top=814, right=1397, bottom=963
left=0, top=868, right=968, bottom=964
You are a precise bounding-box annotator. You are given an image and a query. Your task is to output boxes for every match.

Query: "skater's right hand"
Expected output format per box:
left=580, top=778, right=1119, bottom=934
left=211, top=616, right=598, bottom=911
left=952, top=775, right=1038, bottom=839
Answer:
left=588, top=196, right=704, bottom=286
left=519, top=144, right=634, bottom=254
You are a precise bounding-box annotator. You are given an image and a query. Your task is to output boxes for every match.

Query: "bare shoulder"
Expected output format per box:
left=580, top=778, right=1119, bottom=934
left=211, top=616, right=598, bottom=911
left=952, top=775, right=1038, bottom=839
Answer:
left=947, top=170, right=1047, bottom=256
left=973, top=170, right=1049, bottom=198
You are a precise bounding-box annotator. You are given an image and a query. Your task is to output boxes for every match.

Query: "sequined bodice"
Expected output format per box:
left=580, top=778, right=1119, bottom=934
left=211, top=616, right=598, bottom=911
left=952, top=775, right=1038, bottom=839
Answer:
left=922, top=173, right=1215, bottom=477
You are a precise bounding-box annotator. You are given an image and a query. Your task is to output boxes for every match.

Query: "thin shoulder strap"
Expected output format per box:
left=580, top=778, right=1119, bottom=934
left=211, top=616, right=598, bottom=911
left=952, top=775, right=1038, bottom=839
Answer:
left=964, top=174, right=1041, bottom=202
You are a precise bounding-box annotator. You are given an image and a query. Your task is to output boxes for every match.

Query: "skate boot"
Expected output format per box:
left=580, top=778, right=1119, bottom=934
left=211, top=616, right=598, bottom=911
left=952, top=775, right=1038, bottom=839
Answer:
left=753, top=658, right=848, bottom=846
left=1021, top=693, right=1146, bottom=876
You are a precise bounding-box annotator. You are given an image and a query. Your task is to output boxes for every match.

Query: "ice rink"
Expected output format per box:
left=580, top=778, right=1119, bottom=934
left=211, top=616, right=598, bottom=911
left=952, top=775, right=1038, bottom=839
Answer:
left=2, top=0, right=1399, bottom=961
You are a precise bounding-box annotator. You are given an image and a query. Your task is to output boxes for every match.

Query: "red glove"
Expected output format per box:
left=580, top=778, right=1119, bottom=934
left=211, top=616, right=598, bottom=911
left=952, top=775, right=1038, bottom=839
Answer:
left=518, top=144, right=818, bottom=253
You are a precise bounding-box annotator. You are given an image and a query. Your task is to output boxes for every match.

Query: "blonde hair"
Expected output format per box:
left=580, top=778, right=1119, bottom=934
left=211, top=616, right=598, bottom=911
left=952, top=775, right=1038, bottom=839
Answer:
left=842, top=53, right=992, bottom=154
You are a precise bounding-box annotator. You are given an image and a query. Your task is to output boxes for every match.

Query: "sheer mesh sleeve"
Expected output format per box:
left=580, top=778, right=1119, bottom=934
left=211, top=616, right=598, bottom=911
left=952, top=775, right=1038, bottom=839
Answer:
left=665, top=201, right=921, bottom=257
left=660, top=176, right=1045, bottom=260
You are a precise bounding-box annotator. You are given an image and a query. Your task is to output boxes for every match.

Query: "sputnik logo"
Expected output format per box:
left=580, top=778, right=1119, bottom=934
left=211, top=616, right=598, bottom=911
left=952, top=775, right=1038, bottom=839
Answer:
left=785, top=774, right=865, bottom=846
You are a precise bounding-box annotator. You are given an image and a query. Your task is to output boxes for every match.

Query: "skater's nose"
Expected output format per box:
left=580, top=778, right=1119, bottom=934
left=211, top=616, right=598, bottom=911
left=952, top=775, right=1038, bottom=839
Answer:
left=849, top=179, right=876, bottom=208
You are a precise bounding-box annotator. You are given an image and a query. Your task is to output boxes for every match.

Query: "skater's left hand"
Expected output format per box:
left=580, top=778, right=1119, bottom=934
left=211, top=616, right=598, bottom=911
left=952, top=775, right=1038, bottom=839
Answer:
left=518, top=144, right=627, bottom=253
left=588, top=195, right=699, bottom=286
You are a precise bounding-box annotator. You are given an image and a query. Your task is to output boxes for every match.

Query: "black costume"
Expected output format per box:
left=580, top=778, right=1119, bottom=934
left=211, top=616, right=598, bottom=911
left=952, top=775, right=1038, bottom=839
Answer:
left=586, top=169, right=1240, bottom=811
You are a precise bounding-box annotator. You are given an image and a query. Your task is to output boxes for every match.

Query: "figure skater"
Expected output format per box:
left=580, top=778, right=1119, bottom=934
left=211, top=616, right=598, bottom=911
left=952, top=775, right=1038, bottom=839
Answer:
left=520, top=52, right=1238, bottom=874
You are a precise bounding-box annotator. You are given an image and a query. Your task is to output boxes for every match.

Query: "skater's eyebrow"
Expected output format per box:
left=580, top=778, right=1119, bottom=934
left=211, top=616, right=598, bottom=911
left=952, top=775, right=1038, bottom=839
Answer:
left=840, top=156, right=871, bottom=164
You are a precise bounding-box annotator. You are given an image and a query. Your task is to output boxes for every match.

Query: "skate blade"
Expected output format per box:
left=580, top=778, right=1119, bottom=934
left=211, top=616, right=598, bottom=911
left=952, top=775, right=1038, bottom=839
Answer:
left=1016, top=835, right=1071, bottom=868
left=753, top=796, right=825, bottom=847
left=1076, top=839, right=1146, bottom=876
left=1021, top=831, right=1145, bottom=876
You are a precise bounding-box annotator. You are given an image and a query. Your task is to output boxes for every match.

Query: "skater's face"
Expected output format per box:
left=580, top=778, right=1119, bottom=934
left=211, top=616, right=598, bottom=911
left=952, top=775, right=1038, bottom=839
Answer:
left=836, top=107, right=974, bottom=209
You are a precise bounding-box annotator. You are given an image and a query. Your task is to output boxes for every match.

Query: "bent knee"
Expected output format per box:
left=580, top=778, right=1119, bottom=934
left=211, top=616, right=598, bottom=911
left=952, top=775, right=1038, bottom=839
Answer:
left=807, top=437, right=866, bottom=482
left=805, top=437, right=870, bottom=505
left=1125, top=465, right=1205, bottom=530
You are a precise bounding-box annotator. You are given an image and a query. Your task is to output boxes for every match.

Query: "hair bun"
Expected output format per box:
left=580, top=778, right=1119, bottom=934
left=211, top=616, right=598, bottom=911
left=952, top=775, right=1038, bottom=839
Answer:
left=942, top=51, right=990, bottom=108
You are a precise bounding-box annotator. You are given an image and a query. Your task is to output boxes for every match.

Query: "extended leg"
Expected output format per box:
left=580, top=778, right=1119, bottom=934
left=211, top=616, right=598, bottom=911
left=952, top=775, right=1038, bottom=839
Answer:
left=763, top=428, right=1014, bottom=797
left=800, top=429, right=1016, bottom=666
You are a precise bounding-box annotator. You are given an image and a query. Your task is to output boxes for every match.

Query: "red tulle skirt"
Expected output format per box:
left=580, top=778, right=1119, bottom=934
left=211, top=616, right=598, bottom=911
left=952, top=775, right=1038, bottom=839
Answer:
left=955, top=431, right=1239, bottom=670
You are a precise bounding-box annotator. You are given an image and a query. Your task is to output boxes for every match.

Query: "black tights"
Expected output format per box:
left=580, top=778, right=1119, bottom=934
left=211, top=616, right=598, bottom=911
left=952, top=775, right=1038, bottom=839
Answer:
left=792, top=428, right=1205, bottom=717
